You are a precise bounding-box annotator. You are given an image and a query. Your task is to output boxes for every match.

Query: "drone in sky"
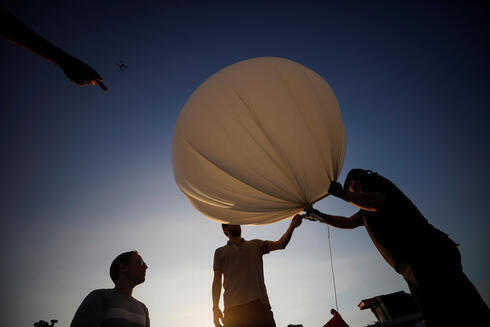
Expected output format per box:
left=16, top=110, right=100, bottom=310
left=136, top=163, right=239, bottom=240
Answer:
left=116, top=60, right=128, bottom=71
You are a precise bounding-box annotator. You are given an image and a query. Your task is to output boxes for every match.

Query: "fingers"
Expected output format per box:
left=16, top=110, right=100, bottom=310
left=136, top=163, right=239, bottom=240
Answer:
left=292, top=214, right=304, bottom=228
left=293, top=214, right=304, bottom=221
left=95, top=80, right=108, bottom=92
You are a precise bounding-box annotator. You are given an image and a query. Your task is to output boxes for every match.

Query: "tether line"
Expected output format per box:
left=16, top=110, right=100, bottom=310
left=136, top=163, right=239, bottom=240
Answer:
left=327, top=224, right=339, bottom=312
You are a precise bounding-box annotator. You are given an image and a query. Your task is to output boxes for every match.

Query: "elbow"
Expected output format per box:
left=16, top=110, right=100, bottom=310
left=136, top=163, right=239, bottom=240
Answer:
left=274, top=244, right=286, bottom=251
left=276, top=244, right=287, bottom=251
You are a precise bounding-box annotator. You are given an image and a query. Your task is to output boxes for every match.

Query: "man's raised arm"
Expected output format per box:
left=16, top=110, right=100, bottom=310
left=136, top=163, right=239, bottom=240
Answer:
left=267, top=214, right=303, bottom=252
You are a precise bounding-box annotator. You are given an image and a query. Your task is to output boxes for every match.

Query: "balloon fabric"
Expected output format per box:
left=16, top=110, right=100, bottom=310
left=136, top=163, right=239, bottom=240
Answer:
left=172, top=57, right=346, bottom=225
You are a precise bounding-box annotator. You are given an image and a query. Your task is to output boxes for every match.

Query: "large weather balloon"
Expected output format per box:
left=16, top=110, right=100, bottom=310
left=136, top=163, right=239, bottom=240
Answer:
left=172, top=57, right=346, bottom=225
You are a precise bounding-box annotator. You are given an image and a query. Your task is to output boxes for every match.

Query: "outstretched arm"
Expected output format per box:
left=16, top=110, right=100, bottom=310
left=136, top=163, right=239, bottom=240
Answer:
left=212, top=270, right=223, bottom=327
left=307, top=208, right=364, bottom=229
left=0, top=7, right=107, bottom=91
left=267, top=214, right=303, bottom=251
left=328, top=181, right=385, bottom=211
left=342, top=191, right=385, bottom=212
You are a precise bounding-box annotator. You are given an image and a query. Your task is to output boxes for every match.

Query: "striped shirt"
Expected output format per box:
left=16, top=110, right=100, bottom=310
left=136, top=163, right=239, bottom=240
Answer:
left=71, top=288, right=149, bottom=327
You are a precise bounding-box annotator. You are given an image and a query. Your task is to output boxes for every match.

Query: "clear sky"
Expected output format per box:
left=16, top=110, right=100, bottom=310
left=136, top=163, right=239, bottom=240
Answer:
left=1, top=1, right=489, bottom=326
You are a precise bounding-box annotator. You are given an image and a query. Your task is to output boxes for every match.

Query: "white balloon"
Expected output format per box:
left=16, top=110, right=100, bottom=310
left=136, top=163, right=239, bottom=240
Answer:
left=173, top=57, right=346, bottom=224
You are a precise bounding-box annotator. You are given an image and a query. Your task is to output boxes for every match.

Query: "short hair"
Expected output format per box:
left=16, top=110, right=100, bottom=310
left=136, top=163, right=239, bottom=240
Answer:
left=221, top=224, right=229, bottom=235
left=344, top=169, right=371, bottom=189
left=110, top=251, right=137, bottom=283
left=344, top=169, right=393, bottom=193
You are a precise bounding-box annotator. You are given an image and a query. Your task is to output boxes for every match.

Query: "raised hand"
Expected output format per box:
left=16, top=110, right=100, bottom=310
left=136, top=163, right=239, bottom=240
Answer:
left=328, top=181, right=344, bottom=198
left=291, top=214, right=303, bottom=228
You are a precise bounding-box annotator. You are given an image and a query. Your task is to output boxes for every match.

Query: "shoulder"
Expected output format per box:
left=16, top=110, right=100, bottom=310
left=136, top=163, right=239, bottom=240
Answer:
left=213, top=245, right=228, bottom=263
left=380, top=180, right=406, bottom=202
left=246, top=239, right=265, bottom=246
left=132, top=297, right=149, bottom=311
left=85, top=288, right=112, bottom=299
left=214, top=244, right=228, bottom=254
left=247, top=239, right=268, bottom=250
left=75, top=289, right=111, bottom=310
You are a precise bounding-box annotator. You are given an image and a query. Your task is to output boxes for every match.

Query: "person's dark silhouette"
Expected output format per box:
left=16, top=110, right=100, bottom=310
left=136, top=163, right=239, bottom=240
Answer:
left=70, top=251, right=149, bottom=327
left=33, top=320, right=57, bottom=327
left=212, top=215, right=303, bottom=327
left=306, top=169, right=488, bottom=327
left=323, top=309, right=349, bottom=327
left=0, top=7, right=107, bottom=91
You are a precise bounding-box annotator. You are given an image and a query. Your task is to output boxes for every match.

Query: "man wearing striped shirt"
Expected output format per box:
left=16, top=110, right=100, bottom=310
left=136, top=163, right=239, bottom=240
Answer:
left=71, top=251, right=150, bottom=327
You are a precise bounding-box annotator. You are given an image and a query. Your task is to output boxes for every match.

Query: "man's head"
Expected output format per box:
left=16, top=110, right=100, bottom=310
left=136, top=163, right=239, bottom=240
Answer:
left=110, top=251, right=148, bottom=286
left=344, top=168, right=377, bottom=193
left=344, top=169, right=389, bottom=193
left=221, top=224, right=241, bottom=238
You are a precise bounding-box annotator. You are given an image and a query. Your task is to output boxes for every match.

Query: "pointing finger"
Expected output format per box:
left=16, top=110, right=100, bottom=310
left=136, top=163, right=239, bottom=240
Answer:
left=95, top=80, right=108, bottom=92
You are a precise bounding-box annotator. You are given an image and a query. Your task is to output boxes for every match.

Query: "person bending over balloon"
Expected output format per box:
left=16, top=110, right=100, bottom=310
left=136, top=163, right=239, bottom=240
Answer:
left=212, top=215, right=303, bottom=327
left=306, top=169, right=488, bottom=327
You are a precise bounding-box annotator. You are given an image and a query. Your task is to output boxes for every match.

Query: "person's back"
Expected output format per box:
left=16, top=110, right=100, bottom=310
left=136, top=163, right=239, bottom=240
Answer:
left=358, top=173, right=454, bottom=276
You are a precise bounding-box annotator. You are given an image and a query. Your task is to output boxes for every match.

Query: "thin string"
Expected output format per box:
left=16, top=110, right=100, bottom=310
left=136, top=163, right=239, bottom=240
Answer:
left=327, top=224, right=339, bottom=312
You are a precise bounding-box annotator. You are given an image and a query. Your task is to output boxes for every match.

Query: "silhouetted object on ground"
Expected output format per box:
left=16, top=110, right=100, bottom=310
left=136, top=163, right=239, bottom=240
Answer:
left=306, top=169, right=489, bottom=327
left=116, top=60, right=127, bottom=71
left=359, top=291, right=424, bottom=327
left=70, top=251, right=149, bottom=327
left=33, top=319, right=57, bottom=327
left=0, top=7, right=107, bottom=91
left=323, top=309, right=350, bottom=327
left=212, top=215, right=303, bottom=327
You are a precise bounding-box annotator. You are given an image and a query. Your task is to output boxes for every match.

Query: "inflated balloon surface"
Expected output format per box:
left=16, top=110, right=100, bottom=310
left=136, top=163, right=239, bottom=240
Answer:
left=173, top=57, right=346, bottom=224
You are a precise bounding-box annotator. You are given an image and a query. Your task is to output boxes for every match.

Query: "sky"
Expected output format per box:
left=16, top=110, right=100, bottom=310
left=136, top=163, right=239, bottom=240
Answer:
left=1, top=1, right=489, bottom=326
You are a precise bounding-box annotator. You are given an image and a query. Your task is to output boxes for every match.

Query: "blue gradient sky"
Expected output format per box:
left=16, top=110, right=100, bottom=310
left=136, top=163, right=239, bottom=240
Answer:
left=1, top=1, right=489, bottom=326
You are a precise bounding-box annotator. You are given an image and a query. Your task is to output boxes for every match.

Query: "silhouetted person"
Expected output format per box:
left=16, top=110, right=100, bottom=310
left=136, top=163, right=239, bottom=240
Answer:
left=70, top=251, right=149, bottom=327
left=307, top=169, right=488, bottom=327
left=212, top=215, right=303, bottom=327
left=323, top=309, right=349, bottom=327
left=0, top=7, right=107, bottom=91
left=33, top=320, right=57, bottom=327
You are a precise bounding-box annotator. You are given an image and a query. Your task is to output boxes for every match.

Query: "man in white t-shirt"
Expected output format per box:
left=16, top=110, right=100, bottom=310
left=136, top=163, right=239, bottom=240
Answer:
left=212, top=215, right=303, bottom=327
left=71, top=251, right=150, bottom=327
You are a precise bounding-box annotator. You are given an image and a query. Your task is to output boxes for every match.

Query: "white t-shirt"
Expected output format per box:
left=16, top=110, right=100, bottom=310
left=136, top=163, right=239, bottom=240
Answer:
left=214, top=239, right=270, bottom=309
